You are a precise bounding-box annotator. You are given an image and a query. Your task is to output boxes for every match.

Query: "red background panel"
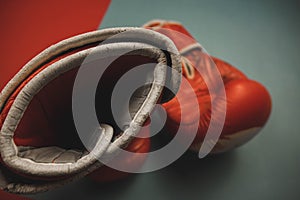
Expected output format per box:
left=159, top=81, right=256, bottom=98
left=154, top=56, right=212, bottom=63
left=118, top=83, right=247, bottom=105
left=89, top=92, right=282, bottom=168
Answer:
left=0, top=0, right=111, bottom=90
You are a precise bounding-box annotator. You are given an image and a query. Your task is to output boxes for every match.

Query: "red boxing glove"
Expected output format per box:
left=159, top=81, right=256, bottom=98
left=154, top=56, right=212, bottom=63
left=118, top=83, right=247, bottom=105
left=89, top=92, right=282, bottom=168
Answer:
left=144, top=20, right=272, bottom=153
left=0, top=28, right=181, bottom=194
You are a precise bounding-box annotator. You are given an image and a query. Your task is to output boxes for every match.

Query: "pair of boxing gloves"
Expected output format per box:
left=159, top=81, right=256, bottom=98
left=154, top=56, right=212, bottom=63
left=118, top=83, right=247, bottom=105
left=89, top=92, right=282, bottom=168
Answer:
left=0, top=20, right=271, bottom=196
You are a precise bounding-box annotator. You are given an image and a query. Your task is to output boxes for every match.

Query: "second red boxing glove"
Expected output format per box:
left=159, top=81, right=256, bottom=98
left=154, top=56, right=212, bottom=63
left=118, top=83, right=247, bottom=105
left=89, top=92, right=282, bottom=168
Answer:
left=144, top=20, right=272, bottom=153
